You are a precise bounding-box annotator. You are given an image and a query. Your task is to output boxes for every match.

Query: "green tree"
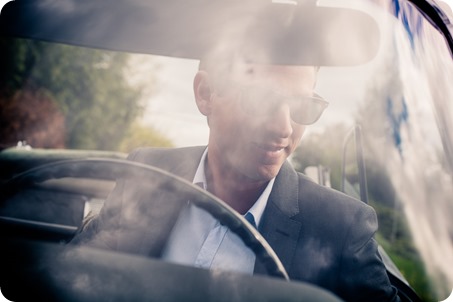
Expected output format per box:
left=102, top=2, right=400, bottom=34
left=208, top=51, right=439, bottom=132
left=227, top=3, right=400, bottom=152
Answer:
left=0, top=37, right=167, bottom=150
left=292, top=124, right=350, bottom=190
left=118, top=123, right=173, bottom=153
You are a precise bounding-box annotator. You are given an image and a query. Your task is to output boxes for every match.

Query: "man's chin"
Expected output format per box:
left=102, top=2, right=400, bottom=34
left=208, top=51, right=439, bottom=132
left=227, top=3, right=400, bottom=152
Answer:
left=250, top=164, right=281, bottom=182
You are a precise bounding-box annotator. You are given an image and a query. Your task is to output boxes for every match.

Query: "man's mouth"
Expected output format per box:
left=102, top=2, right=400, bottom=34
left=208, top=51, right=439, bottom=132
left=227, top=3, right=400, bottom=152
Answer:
left=255, top=143, right=286, bottom=160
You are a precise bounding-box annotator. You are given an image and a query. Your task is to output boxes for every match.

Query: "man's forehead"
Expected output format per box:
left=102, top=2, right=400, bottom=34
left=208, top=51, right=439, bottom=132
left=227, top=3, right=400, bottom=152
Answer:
left=236, top=63, right=316, bottom=75
left=229, top=63, right=317, bottom=85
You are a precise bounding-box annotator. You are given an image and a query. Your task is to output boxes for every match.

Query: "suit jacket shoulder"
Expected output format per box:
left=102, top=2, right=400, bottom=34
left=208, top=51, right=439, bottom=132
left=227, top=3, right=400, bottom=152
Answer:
left=128, top=146, right=206, bottom=181
left=71, top=146, right=206, bottom=253
left=259, top=161, right=398, bottom=302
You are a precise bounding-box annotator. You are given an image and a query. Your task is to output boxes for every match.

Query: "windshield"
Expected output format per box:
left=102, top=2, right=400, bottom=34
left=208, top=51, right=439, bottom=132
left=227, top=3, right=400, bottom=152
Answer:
left=1, top=0, right=452, bottom=301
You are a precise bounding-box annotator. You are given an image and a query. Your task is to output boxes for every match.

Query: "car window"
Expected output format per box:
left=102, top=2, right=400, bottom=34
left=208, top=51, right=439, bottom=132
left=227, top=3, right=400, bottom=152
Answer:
left=1, top=1, right=452, bottom=301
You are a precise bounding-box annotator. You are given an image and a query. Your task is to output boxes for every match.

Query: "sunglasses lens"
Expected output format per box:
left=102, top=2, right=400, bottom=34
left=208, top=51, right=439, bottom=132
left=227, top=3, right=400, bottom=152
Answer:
left=240, top=89, right=328, bottom=125
left=291, top=96, right=328, bottom=125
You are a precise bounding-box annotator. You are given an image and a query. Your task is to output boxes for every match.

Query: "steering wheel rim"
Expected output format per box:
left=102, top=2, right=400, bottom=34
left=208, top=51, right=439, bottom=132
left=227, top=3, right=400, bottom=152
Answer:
left=0, top=157, right=290, bottom=280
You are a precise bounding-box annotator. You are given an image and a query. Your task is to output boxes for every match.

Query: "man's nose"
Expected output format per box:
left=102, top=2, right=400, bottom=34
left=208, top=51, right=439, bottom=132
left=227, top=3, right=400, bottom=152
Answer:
left=266, top=103, right=293, bottom=138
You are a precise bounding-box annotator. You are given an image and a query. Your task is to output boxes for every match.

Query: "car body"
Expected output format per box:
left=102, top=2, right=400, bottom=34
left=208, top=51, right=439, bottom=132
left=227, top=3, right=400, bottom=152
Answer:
left=1, top=0, right=452, bottom=301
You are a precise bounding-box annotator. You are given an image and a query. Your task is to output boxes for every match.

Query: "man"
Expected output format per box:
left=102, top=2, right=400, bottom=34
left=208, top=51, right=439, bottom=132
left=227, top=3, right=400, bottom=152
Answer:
left=72, top=55, right=400, bottom=301
left=70, top=6, right=397, bottom=299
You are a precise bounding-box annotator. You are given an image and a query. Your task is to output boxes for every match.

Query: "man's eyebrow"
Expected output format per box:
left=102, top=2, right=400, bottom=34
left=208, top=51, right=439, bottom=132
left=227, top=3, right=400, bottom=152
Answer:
left=245, top=66, right=255, bottom=75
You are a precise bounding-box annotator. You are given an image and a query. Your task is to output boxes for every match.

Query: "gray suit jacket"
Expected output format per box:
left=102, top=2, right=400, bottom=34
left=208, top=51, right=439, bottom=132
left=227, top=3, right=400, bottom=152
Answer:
left=73, top=146, right=400, bottom=302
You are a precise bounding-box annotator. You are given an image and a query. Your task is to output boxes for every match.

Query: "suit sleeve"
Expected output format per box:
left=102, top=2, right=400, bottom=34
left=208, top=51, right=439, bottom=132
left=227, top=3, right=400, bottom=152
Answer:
left=69, top=172, right=128, bottom=250
left=69, top=149, right=142, bottom=249
left=338, top=205, right=400, bottom=302
left=70, top=148, right=187, bottom=256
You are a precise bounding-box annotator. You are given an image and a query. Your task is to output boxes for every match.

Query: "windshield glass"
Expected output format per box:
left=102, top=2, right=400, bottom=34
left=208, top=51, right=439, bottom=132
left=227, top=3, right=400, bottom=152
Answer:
left=1, top=0, right=452, bottom=301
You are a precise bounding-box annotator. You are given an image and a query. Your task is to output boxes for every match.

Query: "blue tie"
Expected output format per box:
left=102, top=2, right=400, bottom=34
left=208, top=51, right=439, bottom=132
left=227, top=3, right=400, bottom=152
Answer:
left=244, top=212, right=257, bottom=229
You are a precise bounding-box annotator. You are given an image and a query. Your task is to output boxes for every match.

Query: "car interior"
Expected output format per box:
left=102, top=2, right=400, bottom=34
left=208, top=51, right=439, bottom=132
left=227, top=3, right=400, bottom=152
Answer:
left=1, top=0, right=452, bottom=301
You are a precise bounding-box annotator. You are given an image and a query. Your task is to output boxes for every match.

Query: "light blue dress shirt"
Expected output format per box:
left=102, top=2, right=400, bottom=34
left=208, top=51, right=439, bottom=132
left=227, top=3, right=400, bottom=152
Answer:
left=161, top=148, right=275, bottom=274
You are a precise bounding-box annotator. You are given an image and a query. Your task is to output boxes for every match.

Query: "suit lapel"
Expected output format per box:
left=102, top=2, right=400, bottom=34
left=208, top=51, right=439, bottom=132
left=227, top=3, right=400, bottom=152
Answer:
left=129, top=146, right=206, bottom=256
left=254, top=161, right=302, bottom=276
left=136, top=147, right=303, bottom=274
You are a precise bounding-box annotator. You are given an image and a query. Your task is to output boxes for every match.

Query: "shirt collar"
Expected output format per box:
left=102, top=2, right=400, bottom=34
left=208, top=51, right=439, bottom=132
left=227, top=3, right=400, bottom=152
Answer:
left=192, top=147, right=208, bottom=190
left=248, top=178, right=274, bottom=227
left=192, top=147, right=275, bottom=227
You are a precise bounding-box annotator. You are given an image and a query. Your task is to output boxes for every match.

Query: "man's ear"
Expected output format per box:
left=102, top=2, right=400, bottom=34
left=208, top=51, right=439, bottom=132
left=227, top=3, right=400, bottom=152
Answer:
left=193, top=70, right=212, bottom=116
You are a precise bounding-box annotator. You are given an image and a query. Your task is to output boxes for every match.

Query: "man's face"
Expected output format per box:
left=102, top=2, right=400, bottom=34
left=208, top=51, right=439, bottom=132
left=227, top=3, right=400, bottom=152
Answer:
left=204, top=63, right=318, bottom=183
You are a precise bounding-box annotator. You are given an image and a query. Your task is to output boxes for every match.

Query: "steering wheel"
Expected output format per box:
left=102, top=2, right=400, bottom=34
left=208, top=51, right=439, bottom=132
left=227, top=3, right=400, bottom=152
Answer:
left=0, top=158, right=349, bottom=302
left=0, top=158, right=289, bottom=279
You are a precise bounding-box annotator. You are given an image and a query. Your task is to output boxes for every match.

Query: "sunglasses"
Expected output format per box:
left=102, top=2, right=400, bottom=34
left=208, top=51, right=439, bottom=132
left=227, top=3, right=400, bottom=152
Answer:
left=238, top=87, right=329, bottom=125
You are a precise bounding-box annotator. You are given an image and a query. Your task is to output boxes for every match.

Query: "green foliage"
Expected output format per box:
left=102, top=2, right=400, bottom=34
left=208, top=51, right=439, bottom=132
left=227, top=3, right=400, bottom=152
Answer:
left=365, top=164, right=439, bottom=301
left=292, top=124, right=438, bottom=301
left=292, top=124, right=350, bottom=190
left=0, top=37, right=167, bottom=151
left=376, top=231, right=438, bottom=302
left=118, top=123, right=174, bottom=153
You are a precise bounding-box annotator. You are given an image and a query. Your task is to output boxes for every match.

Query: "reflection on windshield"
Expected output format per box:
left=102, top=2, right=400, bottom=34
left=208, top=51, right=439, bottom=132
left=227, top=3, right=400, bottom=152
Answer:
left=297, top=1, right=453, bottom=300
left=1, top=0, right=452, bottom=301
